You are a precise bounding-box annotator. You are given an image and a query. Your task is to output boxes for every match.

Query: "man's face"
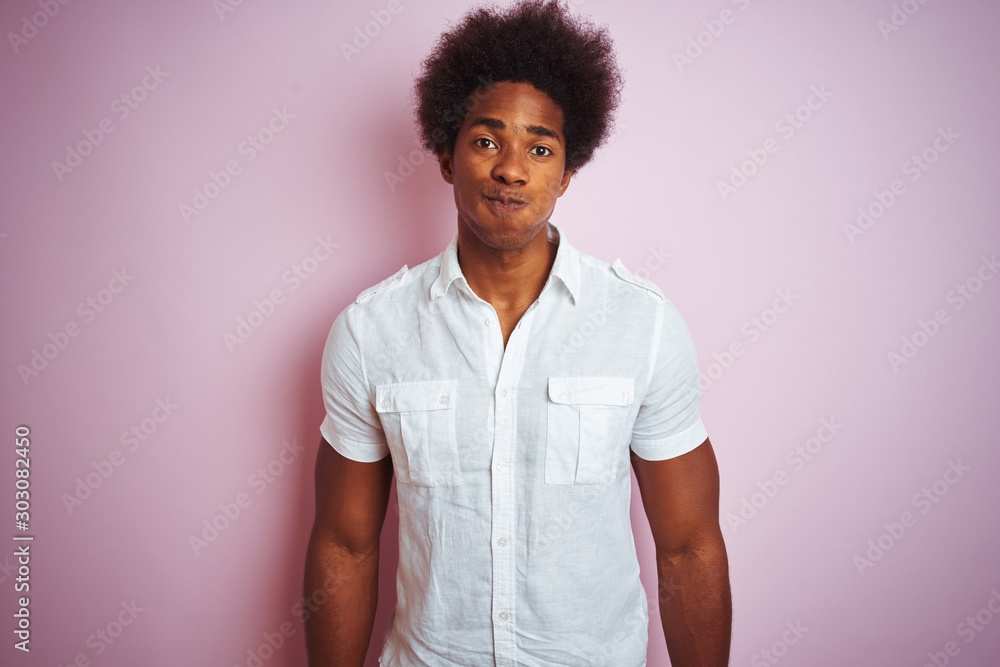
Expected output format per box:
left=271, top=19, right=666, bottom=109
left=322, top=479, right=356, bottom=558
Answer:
left=439, top=81, right=574, bottom=252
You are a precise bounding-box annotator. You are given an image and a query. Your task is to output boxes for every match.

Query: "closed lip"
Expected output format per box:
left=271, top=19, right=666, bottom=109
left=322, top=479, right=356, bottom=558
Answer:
left=483, top=192, right=526, bottom=206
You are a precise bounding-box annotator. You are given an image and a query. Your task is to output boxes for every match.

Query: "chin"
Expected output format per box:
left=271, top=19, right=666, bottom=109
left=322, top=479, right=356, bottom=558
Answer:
left=468, top=215, right=545, bottom=252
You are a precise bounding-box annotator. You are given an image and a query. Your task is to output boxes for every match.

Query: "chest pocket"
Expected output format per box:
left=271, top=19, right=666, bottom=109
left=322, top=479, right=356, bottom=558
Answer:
left=375, top=380, right=461, bottom=487
left=545, top=377, right=635, bottom=485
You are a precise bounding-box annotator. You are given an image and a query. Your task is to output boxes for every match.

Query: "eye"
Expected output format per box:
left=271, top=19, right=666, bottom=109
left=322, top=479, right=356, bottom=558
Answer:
left=530, top=146, right=553, bottom=157
left=474, top=137, right=497, bottom=149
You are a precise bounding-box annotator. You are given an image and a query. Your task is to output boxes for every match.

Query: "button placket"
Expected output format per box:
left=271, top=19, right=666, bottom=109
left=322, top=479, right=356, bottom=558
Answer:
left=487, top=306, right=534, bottom=667
left=491, top=375, right=516, bottom=657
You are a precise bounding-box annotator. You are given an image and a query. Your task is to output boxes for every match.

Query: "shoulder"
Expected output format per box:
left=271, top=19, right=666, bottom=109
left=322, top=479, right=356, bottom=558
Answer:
left=324, top=256, right=439, bottom=360
left=354, top=264, right=412, bottom=304
left=609, top=258, right=665, bottom=300
left=576, top=247, right=665, bottom=301
left=353, top=254, right=440, bottom=305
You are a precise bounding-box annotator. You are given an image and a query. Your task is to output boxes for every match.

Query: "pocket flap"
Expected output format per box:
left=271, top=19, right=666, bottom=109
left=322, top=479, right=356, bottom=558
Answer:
left=547, top=377, right=635, bottom=406
left=375, top=380, right=457, bottom=413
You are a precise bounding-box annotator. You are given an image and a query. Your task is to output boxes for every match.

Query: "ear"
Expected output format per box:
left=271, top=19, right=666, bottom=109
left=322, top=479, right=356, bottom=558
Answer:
left=557, top=166, right=574, bottom=197
left=438, top=148, right=455, bottom=185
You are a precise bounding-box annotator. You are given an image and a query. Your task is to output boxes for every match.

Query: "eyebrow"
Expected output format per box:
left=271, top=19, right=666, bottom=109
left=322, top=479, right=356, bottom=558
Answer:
left=467, top=117, right=562, bottom=145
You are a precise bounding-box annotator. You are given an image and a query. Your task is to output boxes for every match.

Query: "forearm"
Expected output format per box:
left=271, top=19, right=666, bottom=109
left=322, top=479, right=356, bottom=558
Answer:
left=657, top=536, right=732, bottom=667
left=303, top=534, right=381, bottom=667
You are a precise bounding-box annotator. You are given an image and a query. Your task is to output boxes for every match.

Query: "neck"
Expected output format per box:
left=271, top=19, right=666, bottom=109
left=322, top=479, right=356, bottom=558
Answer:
left=456, top=222, right=557, bottom=312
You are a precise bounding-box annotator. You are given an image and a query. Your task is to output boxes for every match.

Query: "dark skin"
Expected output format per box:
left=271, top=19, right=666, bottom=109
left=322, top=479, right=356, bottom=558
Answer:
left=304, top=81, right=731, bottom=666
left=303, top=446, right=393, bottom=667
left=438, top=81, right=574, bottom=347
left=632, top=441, right=732, bottom=666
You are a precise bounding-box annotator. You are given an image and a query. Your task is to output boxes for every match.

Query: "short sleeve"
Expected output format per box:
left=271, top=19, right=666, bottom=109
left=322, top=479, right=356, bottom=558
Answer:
left=319, top=305, right=389, bottom=462
left=629, top=300, right=709, bottom=460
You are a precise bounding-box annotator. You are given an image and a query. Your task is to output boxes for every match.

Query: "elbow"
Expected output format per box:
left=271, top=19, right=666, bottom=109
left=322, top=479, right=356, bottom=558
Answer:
left=655, top=530, right=729, bottom=572
left=308, top=524, right=381, bottom=562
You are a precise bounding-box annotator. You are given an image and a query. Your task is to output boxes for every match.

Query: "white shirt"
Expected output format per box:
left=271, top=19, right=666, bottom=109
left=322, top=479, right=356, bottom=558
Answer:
left=320, top=222, right=708, bottom=667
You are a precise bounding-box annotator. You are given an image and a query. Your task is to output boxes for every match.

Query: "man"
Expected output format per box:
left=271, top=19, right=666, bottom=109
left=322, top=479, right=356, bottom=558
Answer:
left=304, top=1, right=731, bottom=665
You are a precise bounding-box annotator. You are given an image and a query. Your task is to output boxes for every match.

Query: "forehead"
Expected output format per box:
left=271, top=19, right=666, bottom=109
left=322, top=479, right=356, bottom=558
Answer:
left=460, top=81, right=565, bottom=135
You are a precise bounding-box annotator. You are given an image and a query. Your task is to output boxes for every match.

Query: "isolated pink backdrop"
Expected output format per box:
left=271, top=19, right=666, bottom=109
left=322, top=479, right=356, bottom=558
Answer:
left=2, top=1, right=999, bottom=665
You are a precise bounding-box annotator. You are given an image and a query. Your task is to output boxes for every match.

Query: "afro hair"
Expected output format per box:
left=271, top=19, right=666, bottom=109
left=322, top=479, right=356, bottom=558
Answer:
left=413, top=0, right=624, bottom=172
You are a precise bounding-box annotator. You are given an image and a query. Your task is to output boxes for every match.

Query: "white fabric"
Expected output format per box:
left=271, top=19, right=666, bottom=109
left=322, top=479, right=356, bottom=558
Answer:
left=319, top=222, right=708, bottom=667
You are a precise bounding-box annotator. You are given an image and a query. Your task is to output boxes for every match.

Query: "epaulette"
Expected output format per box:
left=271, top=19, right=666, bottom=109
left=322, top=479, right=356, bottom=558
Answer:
left=355, top=264, right=410, bottom=304
left=610, top=258, right=664, bottom=300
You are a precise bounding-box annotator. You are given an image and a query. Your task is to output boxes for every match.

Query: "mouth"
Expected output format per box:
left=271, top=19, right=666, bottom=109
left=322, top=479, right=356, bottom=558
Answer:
left=483, top=193, right=527, bottom=213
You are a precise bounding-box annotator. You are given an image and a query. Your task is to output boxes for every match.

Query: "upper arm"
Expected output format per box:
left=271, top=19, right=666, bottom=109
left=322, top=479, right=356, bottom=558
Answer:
left=313, top=305, right=394, bottom=554
left=310, top=438, right=393, bottom=557
left=631, top=437, right=723, bottom=559
left=628, top=296, right=721, bottom=557
left=320, top=306, right=389, bottom=463
left=630, top=299, right=707, bottom=461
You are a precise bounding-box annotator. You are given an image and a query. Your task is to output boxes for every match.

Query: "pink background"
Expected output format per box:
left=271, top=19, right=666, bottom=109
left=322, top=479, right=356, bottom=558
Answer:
left=3, top=0, right=999, bottom=665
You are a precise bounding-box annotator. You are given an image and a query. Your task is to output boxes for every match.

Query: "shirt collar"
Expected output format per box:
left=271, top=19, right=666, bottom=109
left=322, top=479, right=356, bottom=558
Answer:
left=430, top=221, right=580, bottom=305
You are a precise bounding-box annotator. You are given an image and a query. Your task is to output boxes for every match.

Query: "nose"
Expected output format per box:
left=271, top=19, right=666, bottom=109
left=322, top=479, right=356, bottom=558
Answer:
left=491, top=146, right=528, bottom=185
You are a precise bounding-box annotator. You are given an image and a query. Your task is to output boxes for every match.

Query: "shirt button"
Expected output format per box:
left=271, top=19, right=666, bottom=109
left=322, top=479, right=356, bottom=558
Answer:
left=485, top=318, right=493, bottom=327
left=619, top=391, right=628, bottom=402
left=499, top=388, right=507, bottom=398
left=497, top=537, right=507, bottom=547
left=438, top=394, right=450, bottom=405
left=556, top=390, right=566, bottom=401
left=496, top=462, right=507, bottom=472
left=380, top=399, right=389, bottom=409
left=498, top=612, right=509, bottom=621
